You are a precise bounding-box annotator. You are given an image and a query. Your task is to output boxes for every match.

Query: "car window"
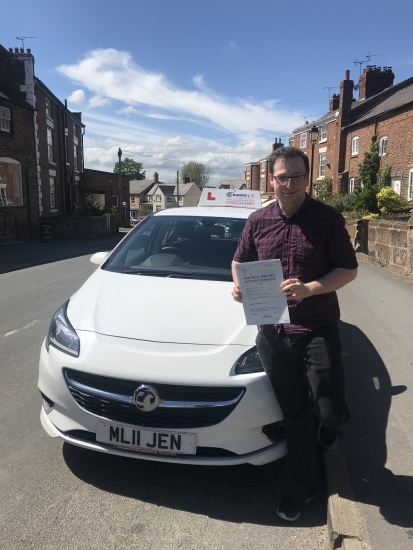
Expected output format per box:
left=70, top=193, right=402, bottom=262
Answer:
left=104, top=215, right=247, bottom=280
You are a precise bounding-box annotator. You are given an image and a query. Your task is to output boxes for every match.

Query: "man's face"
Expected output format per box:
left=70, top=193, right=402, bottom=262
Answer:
left=269, top=157, right=309, bottom=209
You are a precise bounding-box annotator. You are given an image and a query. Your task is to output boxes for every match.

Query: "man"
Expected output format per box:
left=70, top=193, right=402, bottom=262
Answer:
left=231, top=147, right=358, bottom=522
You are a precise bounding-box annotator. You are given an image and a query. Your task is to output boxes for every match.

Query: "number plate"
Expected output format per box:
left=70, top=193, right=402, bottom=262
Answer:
left=96, top=422, right=197, bottom=455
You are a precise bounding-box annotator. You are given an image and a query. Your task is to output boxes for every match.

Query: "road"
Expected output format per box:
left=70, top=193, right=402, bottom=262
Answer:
left=0, top=255, right=328, bottom=550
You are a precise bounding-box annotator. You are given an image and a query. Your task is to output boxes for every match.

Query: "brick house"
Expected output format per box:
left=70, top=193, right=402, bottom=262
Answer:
left=289, top=67, right=413, bottom=201
left=83, top=168, right=131, bottom=214
left=244, top=138, right=285, bottom=195
left=0, top=45, right=85, bottom=239
left=145, top=181, right=201, bottom=212
left=129, top=172, right=161, bottom=219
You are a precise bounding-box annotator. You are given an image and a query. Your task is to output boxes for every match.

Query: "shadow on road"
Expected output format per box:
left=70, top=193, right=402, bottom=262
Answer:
left=63, top=446, right=326, bottom=527
left=339, top=321, right=413, bottom=528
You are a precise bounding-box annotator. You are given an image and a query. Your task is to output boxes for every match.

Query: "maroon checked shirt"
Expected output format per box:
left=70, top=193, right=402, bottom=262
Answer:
left=233, top=195, right=358, bottom=341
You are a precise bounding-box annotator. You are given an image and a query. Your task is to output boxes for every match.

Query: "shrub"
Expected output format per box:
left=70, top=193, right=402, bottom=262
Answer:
left=313, top=177, right=333, bottom=202
left=376, top=187, right=404, bottom=214
left=326, top=193, right=354, bottom=213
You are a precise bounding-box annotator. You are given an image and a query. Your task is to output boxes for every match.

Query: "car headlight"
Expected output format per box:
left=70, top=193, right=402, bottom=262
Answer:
left=46, top=300, right=80, bottom=357
left=234, top=347, right=264, bottom=374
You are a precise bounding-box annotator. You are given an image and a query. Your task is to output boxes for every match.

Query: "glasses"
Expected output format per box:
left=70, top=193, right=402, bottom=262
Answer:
left=272, top=174, right=307, bottom=185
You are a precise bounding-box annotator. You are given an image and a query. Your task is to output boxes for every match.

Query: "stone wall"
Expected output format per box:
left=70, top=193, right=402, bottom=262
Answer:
left=40, top=214, right=118, bottom=240
left=345, top=216, right=413, bottom=280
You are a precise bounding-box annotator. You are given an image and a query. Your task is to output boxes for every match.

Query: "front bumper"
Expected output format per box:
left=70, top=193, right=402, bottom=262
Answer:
left=38, top=332, right=286, bottom=466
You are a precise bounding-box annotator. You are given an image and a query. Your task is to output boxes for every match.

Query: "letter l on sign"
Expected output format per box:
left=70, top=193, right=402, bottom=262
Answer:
left=207, top=192, right=216, bottom=201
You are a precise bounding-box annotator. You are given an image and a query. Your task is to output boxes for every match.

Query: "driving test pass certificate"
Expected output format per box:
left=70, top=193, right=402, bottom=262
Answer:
left=235, top=260, right=290, bottom=325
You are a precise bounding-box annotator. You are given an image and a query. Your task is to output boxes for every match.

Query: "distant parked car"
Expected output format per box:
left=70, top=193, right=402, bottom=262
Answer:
left=130, top=216, right=139, bottom=226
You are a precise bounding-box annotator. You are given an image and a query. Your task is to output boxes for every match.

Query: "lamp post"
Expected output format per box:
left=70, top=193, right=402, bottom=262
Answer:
left=118, top=147, right=122, bottom=225
left=309, top=125, right=319, bottom=198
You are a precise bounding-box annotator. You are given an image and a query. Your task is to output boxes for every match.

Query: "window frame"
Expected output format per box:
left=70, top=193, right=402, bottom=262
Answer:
left=300, top=133, right=307, bottom=148
left=379, top=137, right=387, bottom=156
left=166, top=196, right=172, bottom=202
left=0, top=106, right=11, bottom=133
left=45, top=98, right=52, bottom=119
left=320, top=124, right=327, bottom=141
left=49, top=177, right=56, bottom=209
left=156, top=194, right=162, bottom=202
left=349, top=178, right=355, bottom=194
left=318, top=151, right=326, bottom=178
left=351, top=136, right=359, bottom=155
left=47, top=128, right=54, bottom=162
left=408, top=170, right=413, bottom=201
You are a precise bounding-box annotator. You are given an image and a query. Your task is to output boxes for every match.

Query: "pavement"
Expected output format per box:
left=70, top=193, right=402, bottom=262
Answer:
left=0, top=230, right=129, bottom=274
left=0, top=230, right=371, bottom=549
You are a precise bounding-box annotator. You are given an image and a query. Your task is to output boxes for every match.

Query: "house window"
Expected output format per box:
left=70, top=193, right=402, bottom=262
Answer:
left=379, top=137, right=387, bottom=156
left=319, top=152, right=326, bottom=178
left=156, top=194, right=161, bottom=202
left=349, top=178, right=355, bottom=194
left=178, top=196, right=183, bottom=203
left=131, top=196, right=135, bottom=204
left=73, top=123, right=77, bottom=138
left=167, top=196, right=172, bottom=202
left=0, top=106, right=11, bottom=132
left=111, top=195, right=119, bottom=208
left=47, top=128, right=54, bottom=162
left=45, top=98, right=52, bottom=119
left=300, top=133, right=307, bottom=148
left=50, top=177, right=56, bottom=208
left=320, top=125, right=327, bottom=141
left=0, top=157, right=23, bottom=205
left=351, top=136, right=359, bottom=155
left=408, top=171, right=413, bottom=201
left=73, top=145, right=78, bottom=170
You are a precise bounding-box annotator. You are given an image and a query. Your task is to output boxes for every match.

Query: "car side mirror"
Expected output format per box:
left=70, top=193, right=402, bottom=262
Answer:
left=90, top=251, right=110, bottom=265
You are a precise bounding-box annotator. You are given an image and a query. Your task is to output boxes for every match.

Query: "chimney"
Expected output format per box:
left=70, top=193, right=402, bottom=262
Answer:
left=339, top=69, right=354, bottom=127
left=8, top=48, right=13, bottom=53
left=183, top=176, right=190, bottom=184
left=153, top=172, right=159, bottom=183
left=358, top=66, right=395, bottom=100
left=14, top=47, right=19, bottom=53
left=27, top=48, right=31, bottom=54
left=329, top=93, right=340, bottom=111
left=272, top=137, right=284, bottom=152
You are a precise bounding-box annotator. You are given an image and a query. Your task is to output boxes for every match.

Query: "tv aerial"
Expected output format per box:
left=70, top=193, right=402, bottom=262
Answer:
left=323, top=86, right=339, bottom=100
left=16, top=37, right=37, bottom=50
left=354, top=51, right=381, bottom=75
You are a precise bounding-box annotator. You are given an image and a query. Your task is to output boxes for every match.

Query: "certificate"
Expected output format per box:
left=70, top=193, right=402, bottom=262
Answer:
left=235, top=260, right=290, bottom=325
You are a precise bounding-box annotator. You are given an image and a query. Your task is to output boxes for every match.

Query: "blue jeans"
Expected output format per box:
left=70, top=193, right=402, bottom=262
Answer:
left=256, top=324, right=350, bottom=489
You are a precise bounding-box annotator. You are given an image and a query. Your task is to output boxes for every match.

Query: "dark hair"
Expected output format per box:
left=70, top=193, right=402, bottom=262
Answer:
left=268, top=147, right=310, bottom=174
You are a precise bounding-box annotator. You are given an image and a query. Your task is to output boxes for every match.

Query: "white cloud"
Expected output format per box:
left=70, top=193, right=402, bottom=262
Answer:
left=116, top=105, right=138, bottom=116
left=67, top=89, right=85, bottom=104
left=58, top=48, right=301, bottom=133
left=88, top=95, right=111, bottom=108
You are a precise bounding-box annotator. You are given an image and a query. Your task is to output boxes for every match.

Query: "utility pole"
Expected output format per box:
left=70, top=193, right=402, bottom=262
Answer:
left=176, top=171, right=179, bottom=207
left=118, top=147, right=122, bottom=226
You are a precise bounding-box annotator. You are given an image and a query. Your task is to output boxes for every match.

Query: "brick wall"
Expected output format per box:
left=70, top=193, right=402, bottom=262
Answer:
left=83, top=168, right=131, bottom=212
left=40, top=214, right=118, bottom=239
left=345, top=216, right=413, bottom=280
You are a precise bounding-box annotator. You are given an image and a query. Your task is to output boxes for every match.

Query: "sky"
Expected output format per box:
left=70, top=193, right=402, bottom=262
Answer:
left=3, top=0, right=413, bottom=186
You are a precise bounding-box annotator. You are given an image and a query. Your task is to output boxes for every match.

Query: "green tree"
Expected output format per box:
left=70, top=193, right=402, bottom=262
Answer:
left=357, top=134, right=380, bottom=188
left=113, top=158, right=146, bottom=180
left=313, top=177, right=333, bottom=202
left=377, top=163, right=392, bottom=189
left=180, top=161, right=213, bottom=189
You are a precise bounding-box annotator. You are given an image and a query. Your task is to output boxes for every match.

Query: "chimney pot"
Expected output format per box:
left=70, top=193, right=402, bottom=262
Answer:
left=8, top=48, right=13, bottom=53
left=19, top=48, right=24, bottom=53
left=345, top=70, right=350, bottom=79
left=14, top=47, right=19, bottom=53
left=27, top=48, right=31, bottom=54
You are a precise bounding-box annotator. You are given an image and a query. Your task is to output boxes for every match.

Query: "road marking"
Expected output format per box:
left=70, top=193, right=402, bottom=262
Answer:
left=2, top=320, right=40, bottom=339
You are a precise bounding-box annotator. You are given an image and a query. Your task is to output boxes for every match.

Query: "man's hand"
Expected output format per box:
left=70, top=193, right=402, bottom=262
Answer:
left=281, top=278, right=311, bottom=300
left=231, top=285, right=243, bottom=303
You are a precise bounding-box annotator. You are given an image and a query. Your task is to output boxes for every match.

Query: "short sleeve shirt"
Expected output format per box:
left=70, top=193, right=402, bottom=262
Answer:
left=233, top=195, right=358, bottom=340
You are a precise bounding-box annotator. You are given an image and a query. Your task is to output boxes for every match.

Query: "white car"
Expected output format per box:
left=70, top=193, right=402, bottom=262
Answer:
left=38, top=190, right=286, bottom=466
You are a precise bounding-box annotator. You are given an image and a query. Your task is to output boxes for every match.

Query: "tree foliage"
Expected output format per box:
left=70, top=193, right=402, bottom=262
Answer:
left=377, top=187, right=404, bottom=214
left=180, top=161, right=213, bottom=189
left=113, top=158, right=146, bottom=180
left=313, top=177, right=333, bottom=202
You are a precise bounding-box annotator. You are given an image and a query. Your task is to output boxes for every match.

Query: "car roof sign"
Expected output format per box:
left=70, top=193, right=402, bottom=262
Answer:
left=198, top=189, right=262, bottom=208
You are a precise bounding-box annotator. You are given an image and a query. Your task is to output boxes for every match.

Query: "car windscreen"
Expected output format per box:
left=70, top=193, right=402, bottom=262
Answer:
left=103, top=215, right=247, bottom=280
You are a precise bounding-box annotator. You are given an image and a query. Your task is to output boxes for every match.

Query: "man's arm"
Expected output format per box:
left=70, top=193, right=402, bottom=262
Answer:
left=281, top=267, right=357, bottom=300
left=231, top=260, right=243, bottom=302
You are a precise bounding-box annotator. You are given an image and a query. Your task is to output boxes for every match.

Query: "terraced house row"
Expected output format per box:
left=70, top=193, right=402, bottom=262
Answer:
left=246, top=67, right=413, bottom=201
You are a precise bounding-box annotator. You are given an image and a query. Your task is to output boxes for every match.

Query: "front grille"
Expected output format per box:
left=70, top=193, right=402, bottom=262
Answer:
left=65, top=430, right=237, bottom=457
left=64, top=368, right=245, bottom=429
